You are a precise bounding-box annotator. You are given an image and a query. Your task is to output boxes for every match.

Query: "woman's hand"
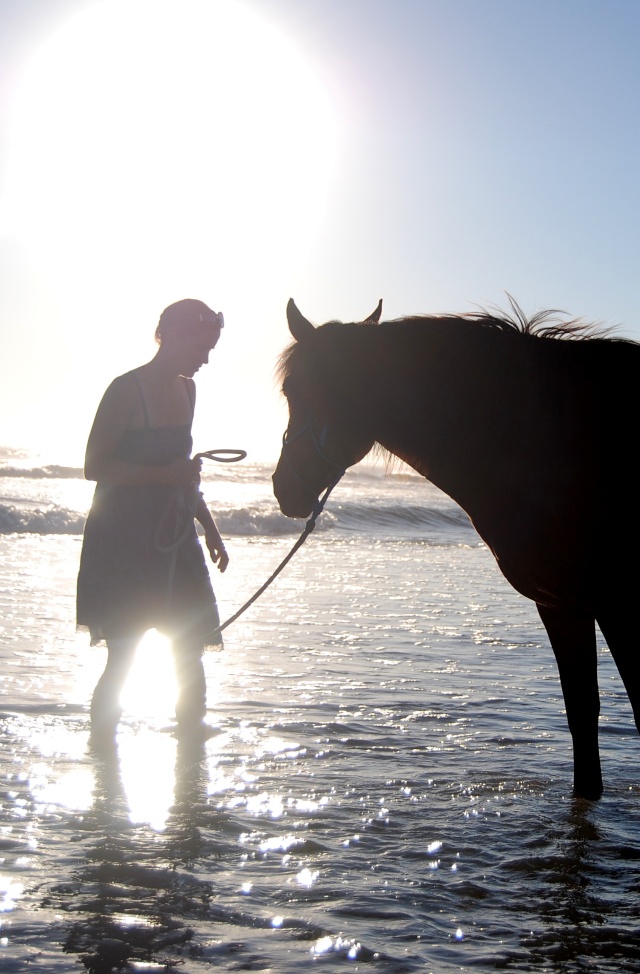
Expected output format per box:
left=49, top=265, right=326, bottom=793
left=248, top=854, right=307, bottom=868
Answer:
left=163, top=456, right=203, bottom=486
left=206, top=531, right=229, bottom=572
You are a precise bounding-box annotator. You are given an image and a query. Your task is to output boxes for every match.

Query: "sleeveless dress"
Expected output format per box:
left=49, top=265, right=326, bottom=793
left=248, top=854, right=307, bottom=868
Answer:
left=76, top=378, right=223, bottom=648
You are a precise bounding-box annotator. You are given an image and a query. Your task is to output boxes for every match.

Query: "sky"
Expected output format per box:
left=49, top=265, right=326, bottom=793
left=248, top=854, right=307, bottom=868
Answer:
left=0, top=0, right=639, bottom=464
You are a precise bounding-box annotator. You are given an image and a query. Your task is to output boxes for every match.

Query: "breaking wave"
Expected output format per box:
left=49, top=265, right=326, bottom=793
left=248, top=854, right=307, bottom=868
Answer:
left=0, top=504, right=86, bottom=535
left=0, top=500, right=470, bottom=538
left=0, top=464, right=84, bottom=479
left=331, top=501, right=471, bottom=533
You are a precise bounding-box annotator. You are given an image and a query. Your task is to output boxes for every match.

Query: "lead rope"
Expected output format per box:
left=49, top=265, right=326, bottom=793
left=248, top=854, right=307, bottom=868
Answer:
left=212, top=473, right=343, bottom=636
left=154, top=448, right=342, bottom=637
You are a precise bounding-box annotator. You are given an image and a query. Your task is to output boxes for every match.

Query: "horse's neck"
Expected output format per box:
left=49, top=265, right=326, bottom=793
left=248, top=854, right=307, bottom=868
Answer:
left=355, top=324, right=534, bottom=507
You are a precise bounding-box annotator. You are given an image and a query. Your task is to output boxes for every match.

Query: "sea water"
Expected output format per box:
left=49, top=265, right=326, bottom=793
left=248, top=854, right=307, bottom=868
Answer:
left=1, top=447, right=639, bottom=972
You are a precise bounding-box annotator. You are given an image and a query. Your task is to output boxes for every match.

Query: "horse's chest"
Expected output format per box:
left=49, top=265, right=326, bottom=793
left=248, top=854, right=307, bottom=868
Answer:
left=468, top=488, right=594, bottom=607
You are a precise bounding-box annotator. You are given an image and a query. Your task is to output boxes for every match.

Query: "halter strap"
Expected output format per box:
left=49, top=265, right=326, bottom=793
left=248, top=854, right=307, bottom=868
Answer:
left=281, top=419, right=345, bottom=503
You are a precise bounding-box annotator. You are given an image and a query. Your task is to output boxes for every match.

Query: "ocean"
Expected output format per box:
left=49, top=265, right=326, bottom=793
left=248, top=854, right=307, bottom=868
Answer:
left=1, top=446, right=639, bottom=972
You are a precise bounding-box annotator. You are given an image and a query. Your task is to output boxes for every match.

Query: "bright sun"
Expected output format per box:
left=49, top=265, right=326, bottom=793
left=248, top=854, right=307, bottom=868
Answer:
left=0, top=0, right=338, bottom=458
left=3, top=0, right=336, bottom=299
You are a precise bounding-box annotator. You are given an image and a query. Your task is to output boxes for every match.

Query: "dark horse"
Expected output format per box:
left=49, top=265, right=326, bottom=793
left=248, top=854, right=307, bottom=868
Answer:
left=272, top=298, right=640, bottom=800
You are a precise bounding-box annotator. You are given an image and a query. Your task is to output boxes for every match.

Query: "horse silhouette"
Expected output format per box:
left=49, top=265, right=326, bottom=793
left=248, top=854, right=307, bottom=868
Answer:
left=272, top=297, right=640, bottom=800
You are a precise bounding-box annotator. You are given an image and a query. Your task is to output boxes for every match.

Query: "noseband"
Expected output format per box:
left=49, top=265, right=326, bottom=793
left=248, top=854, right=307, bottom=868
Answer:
left=281, top=418, right=345, bottom=517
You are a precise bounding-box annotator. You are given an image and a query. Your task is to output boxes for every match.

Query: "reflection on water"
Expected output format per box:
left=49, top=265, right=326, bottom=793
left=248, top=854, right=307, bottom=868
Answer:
left=112, top=731, right=178, bottom=830
left=0, top=877, right=23, bottom=914
left=2, top=533, right=640, bottom=971
left=2, top=685, right=640, bottom=972
left=57, top=732, right=249, bottom=972
left=31, top=766, right=94, bottom=812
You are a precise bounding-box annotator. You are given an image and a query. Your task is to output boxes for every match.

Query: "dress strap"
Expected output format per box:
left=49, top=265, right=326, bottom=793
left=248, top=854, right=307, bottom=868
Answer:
left=184, top=377, right=196, bottom=419
left=133, top=373, right=151, bottom=427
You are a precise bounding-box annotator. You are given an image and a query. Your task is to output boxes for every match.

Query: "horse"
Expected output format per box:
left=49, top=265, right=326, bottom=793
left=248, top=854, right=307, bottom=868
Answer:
left=272, top=297, right=640, bottom=800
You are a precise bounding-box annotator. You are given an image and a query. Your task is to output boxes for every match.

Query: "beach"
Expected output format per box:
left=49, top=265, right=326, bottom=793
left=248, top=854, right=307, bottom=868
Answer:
left=1, top=450, right=639, bottom=972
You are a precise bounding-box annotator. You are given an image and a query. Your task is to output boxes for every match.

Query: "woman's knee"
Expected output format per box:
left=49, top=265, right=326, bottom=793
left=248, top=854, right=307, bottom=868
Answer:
left=171, top=638, right=204, bottom=667
left=102, top=638, right=139, bottom=677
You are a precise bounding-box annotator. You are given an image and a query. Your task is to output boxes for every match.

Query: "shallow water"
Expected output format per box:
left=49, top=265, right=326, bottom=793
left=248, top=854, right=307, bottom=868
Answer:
left=1, top=464, right=640, bottom=972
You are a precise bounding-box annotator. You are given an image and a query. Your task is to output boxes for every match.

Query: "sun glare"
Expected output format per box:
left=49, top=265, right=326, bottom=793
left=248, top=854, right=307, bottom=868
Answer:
left=1, top=0, right=337, bottom=303
left=120, top=629, right=177, bottom=719
left=0, top=0, right=338, bottom=457
left=118, top=729, right=178, bottom=829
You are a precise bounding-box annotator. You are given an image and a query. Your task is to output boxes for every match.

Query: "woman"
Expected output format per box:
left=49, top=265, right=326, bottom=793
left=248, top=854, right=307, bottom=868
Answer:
left=77, top=298, right=228, bottom=742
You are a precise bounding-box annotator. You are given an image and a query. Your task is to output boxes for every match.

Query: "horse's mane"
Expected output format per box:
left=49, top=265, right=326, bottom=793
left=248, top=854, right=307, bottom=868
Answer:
left=405, top=295, right=618, bottom=341
left=276, top=298, right=629, bottom=386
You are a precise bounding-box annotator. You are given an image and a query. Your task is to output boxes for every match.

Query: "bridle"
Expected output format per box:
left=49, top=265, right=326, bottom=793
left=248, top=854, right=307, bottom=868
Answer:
left=280, top=417, right=345, bottom=518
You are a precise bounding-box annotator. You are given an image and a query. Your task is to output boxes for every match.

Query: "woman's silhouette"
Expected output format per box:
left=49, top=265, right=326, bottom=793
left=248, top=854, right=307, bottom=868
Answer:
left=77, top=299, right=228, bottom=742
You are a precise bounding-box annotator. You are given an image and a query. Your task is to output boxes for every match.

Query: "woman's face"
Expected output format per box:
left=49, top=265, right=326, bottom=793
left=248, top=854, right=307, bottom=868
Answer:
left=178, top=320, right=222, bottom=377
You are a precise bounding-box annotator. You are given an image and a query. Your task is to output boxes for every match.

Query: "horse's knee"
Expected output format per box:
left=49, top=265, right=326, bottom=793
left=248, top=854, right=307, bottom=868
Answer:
left=538, top=605, right=599, bottom=706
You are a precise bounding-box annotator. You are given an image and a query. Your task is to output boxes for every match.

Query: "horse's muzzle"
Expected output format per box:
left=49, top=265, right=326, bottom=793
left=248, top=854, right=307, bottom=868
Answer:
left=272, top=464, right=315, bottom=519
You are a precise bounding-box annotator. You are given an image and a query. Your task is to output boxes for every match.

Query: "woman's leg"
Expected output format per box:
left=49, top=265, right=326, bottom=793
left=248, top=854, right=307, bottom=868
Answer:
left=171, top=638, right=207, bottom=731
left=90, top=637, right=139, bottom=740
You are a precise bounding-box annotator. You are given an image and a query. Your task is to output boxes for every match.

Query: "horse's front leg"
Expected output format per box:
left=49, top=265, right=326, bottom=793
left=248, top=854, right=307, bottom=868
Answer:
left=536, top=603, right=602, bottom=800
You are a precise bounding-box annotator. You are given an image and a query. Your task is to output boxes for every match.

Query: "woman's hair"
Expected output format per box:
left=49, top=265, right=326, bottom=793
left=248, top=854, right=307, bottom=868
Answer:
left=155, top=299, right=220, bottom=345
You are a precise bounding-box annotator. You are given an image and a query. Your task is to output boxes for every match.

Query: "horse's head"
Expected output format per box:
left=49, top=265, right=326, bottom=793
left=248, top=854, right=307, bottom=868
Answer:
left=272, top=299, right=382, bottom=519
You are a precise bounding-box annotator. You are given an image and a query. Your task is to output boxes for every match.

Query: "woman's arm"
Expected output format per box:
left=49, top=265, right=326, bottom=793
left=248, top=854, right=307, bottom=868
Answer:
left=84, top=374, right=200, bottom=487
left=181, top=381, right=228, bottom=570
left=195, top=493, right=229, bottom=572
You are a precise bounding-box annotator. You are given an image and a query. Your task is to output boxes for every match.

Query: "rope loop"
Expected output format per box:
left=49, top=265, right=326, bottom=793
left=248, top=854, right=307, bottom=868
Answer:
left=196, top=448, right=247, bottom=463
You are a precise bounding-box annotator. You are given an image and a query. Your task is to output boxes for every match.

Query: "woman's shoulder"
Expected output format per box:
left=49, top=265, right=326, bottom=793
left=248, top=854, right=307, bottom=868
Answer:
left=105, top=367, right=144, bottom=395
left=96, top=369, right=144, bottom=416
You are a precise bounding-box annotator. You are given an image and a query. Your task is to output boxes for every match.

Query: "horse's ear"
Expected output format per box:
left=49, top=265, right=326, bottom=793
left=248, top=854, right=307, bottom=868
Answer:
left=287, top=299, right=316, bottom=343
left=363, top=299, right=383, bottom=323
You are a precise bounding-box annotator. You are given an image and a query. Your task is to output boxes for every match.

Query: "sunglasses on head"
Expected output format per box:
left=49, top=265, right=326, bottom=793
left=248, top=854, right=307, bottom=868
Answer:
left=199, top=311, right=224, bottom=329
